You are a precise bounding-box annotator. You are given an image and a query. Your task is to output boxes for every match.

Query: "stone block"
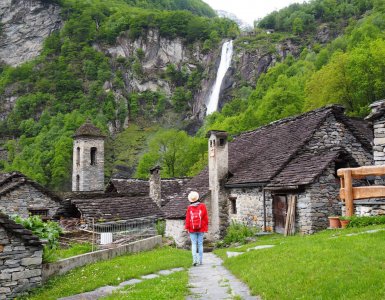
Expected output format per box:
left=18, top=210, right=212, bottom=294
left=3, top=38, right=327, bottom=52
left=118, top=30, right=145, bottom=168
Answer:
left=3, top=245, right=13, bottom=252
left=32, top=250, right=43, bottom=257
left=14, top=246, right=26, bottom=251
left=21, top=257, right=42, bottom=266
left=12, top=269, right=41, bottom=281
left=5, top=259, right=19, bottom=266
left=0, top=287, right=11, bottom=294
left=374, top=137, right=385, bottom=145
left=0, top=272, right=11, bottom=280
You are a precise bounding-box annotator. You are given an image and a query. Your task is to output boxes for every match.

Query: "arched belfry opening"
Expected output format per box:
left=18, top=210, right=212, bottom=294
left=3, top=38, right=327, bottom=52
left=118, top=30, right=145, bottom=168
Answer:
left=72, top=120, right=106, bottom=192
left=90, top=147, right=97, bottom=165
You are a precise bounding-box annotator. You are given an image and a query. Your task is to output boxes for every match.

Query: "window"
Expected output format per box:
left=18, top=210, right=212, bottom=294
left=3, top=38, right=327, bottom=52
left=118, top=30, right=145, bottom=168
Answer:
left=219, top=138, right=225, bottom=146
left=76, top=175, right=80, bottom=191
left=76, top=147, right=80, bottom=165
left=90, top=147, right=97, bottom=165
left=229, top=196, right=237, bottom=214
left=28, top=208, right=48, bottom=217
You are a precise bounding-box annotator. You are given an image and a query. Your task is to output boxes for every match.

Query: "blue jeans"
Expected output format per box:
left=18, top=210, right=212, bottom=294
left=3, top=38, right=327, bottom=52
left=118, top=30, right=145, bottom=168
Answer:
left=189, top=232, right=204, bottom=264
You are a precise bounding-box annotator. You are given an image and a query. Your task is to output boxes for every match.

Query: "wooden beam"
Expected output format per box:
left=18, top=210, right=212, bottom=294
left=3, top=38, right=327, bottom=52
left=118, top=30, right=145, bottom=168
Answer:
left=340, top=186, right=385, bottom=200
left=337, top=166, right=385, bottom=178
left=343, top=170, right=354, bottom=217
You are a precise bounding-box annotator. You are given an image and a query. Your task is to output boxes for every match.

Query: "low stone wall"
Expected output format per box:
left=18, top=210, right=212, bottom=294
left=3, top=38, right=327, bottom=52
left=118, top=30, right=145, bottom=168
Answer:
left=42, top=235, right=162, bottom=281
left=0, top=227, right=42, bottom=300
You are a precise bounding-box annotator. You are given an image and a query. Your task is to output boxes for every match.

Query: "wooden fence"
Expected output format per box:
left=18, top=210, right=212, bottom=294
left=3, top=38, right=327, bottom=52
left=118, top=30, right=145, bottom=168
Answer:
left=337, top=166, right=385, bottom=216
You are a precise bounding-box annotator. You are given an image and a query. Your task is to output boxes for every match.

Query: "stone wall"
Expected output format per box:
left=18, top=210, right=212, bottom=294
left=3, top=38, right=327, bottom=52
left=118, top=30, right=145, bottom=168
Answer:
left=227, top=187, right=273, bottom=231
left=165, top=219, right=189, bottom=248
left=299, top=165, right=341, bottom=234
left=302, top=114, right=373, bottom=166
left=0, top=227, right=42, bottom=299
left=0, top=184, right=60, bottom=218
left=373, top=115, right=385, bottom=166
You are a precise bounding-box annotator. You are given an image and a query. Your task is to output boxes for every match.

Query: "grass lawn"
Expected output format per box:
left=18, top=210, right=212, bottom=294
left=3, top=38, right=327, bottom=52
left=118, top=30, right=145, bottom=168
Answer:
left=44, top=242, right=93, bottom=263
left=102, top=270, right=189, bottom=300
left=215, top=225, right=385, bottom=300
left=22, top=246, right=191, bottom=300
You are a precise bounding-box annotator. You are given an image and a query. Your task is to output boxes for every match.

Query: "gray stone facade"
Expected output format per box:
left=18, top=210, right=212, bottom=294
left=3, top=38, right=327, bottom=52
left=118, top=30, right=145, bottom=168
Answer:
left=0, top=184, right=60, bottom=219
left=301, top=114, right=373, bottom=166
left=0, top=226, right=43, bottom=299
left=165, top=219, right=189, bottom=247
left=372, top=116, right=385, bottom=166
left=72, top=137, right=105, bottom=192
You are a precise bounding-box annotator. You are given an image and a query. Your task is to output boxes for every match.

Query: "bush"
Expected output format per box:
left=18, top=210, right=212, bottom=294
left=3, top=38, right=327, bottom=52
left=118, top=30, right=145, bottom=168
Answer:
left=12, top=215, right=62, bottom=262
left=222, top=221, right=258, bottom=246
left=156, top=220, right=166, bottom=236
left=347, top=215, right=385, bottom=228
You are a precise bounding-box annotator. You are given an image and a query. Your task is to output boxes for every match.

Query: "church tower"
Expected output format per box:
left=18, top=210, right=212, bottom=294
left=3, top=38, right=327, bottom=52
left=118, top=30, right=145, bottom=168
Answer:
left=72, top=120, right=106, bottom=192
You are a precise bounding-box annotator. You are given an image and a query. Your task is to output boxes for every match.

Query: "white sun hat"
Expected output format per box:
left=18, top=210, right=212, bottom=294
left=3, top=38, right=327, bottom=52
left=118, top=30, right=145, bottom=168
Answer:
left=188, top=191, right=200, bottom=202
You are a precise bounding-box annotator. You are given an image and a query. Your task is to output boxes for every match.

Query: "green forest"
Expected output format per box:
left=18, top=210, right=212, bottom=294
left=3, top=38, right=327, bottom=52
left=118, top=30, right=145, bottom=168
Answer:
left=1, top=0, right=385, bottom=190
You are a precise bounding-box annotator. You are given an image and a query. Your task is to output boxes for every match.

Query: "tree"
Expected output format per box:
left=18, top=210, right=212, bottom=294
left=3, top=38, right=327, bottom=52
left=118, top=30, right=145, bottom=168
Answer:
left=135, top=129, right=206, bottom=178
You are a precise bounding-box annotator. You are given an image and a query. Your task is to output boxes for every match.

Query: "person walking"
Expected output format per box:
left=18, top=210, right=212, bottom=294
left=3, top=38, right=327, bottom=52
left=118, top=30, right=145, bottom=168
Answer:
left=185, top=191, right=208, bottom=266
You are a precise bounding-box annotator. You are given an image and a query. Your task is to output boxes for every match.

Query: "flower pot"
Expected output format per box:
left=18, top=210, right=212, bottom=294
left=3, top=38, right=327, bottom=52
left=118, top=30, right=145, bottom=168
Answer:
left=340, top=219, right=350, bottom=228
left=328, top=216, right=341, bottom=228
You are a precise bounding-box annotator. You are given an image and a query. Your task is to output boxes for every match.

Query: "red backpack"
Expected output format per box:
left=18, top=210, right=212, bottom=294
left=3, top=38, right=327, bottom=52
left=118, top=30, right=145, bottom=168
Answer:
left=189, top=205, right=202, bottom=230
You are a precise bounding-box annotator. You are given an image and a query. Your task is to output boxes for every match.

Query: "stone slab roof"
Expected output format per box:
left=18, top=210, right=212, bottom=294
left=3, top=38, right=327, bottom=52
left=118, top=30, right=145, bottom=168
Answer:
left=267, top=149, right=357, bottom=188
left=162, top=168, right=209, bottom=219
left=105, top=178, right=189, bottom=204
left=69, top=193, right=164, bottom=222
left=0, top=213, right=42, bottom=247
left=73, top=120, right=106, bottom=138
left=227, top=105, right=372, bottom=185
left=105, top=179, right=149, bottom=195
left=0, top=172, right=62, bottom=202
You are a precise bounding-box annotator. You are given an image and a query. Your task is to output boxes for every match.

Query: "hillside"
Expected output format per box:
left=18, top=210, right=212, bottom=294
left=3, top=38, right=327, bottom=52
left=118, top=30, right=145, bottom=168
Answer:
left=1, top=0, right=384, bottom=189
left=203, top=0, right=385, bottom=135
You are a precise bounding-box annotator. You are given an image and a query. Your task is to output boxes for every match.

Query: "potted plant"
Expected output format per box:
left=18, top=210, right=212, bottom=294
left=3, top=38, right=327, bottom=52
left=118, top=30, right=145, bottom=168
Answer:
left=339, top=216, right=351, bottom=228
left=328, top=216, right=341, bottom=228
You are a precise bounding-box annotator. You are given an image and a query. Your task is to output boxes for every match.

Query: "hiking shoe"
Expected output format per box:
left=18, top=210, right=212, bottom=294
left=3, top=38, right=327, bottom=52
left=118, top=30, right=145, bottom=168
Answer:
left=193, top=262, right=198, bottom=266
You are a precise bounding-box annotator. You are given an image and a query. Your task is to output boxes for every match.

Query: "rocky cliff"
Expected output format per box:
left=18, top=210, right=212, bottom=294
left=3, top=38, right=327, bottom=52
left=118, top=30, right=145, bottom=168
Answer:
left=96, top=29, right=222, bottom=126
left=0, top=0, right=62, bottom=67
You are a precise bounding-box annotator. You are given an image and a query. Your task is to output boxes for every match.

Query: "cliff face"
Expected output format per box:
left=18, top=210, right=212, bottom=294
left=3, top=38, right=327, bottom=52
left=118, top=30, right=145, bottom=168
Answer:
left=96, top=29, right=221, bottom=125
left=0, top=0, right=62, bottom=67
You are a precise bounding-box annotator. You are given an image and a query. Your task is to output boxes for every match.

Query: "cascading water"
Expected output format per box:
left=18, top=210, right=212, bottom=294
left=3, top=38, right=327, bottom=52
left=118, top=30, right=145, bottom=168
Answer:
left=206, top=40, right=233, bottom=115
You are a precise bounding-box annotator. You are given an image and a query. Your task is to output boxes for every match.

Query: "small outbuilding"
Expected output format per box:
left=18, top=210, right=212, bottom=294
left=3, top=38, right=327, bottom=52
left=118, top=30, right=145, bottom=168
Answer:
left=0, top=172, right=61, bottom=219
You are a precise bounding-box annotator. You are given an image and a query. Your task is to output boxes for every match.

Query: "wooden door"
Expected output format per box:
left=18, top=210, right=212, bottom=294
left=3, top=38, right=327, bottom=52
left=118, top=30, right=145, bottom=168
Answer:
left=273, top=195, right=288, bottom=234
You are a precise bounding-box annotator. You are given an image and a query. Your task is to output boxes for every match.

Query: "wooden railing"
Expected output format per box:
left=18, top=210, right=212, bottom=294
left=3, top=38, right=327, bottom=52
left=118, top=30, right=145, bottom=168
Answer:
left=337, top=166, right=385, bottom=216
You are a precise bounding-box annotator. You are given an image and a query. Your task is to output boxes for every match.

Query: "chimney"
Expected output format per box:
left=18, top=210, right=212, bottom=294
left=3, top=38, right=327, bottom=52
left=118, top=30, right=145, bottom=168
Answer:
left=149, top=166, right=162, bottom=207
left=206, top=130, right=229, bottom=239
left=366, top=100, right=385, bottom=166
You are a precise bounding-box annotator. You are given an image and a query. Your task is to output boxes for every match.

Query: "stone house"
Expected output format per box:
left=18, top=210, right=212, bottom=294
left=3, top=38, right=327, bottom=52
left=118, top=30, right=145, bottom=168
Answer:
left=0, top=212, right=43, bottom=299
left=105, top=166, right=189, bottom=207
left=0, top=172, right=61, bottom=219
left=163, top=105, right=373, bottom=246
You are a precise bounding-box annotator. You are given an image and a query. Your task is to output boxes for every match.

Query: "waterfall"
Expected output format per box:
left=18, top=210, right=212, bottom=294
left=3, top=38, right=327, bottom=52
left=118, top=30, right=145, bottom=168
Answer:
left=206, top=40, right=233, bottom=115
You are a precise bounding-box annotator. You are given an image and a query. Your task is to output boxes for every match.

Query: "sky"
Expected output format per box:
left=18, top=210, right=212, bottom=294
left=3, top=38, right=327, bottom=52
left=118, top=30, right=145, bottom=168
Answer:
left=203, top=0, right=308, bottom=26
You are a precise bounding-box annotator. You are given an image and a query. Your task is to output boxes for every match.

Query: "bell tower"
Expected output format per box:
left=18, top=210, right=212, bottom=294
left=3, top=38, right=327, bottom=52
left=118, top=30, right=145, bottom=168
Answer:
left=72, top=120, right=106, bottom=192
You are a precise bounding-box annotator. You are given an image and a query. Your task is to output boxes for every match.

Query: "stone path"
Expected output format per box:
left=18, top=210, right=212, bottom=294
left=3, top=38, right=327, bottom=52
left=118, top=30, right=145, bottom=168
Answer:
left=58, top=267, right=184, bottom=300
left=59, top=250, right=265, bottom=300
left=186, top=252, right=260, bottom=300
